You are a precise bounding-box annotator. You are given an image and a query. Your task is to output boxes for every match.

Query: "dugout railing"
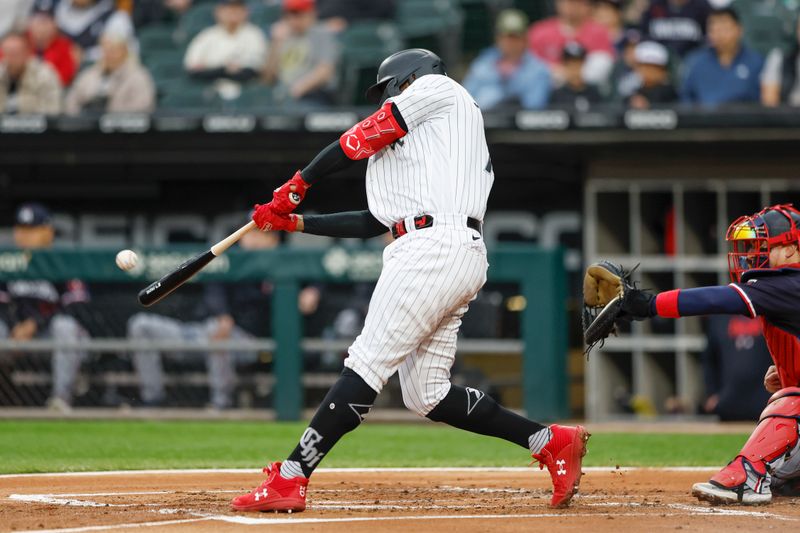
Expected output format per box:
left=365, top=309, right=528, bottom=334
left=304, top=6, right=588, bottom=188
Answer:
left=0, top=245, right=566, bottom=420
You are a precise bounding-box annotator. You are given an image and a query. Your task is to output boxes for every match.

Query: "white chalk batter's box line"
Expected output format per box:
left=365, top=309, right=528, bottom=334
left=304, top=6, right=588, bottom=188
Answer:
left=7, top=485, right=798, bottom=532
left=0, top=466, right=719, bottom=479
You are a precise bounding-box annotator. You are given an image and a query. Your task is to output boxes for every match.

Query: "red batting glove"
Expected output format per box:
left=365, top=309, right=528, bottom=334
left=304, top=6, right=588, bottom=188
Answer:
left=271, top=170, right=310, bottom=215
left=252, top=204, right=299, bottom=232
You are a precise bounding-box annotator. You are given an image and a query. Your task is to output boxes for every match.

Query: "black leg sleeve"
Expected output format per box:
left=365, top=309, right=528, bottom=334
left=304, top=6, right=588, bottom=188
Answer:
left=426, top=385, right=546, bottom=451
left=286, top=367, right=377, bottom=477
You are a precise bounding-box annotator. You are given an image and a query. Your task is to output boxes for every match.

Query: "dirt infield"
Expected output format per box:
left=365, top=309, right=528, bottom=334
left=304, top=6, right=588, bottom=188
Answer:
left=2, top=468, right=799, bottom=532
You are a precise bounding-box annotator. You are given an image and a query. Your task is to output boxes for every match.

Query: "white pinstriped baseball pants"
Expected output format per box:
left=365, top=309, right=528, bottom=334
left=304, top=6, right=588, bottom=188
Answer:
left=345, top=216, right=488, bottom=416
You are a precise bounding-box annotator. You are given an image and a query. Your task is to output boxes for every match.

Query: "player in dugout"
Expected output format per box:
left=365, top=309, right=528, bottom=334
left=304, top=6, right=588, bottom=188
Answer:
left=584, top=203, right=800, bottom=505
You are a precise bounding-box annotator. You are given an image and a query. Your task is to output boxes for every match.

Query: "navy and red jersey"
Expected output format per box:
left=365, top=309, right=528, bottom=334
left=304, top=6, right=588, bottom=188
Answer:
left=733, top=267, right=800, bottom=388
left=0, top=279, right=90, bottom=330
left=652, top=265, right=800, bottom=388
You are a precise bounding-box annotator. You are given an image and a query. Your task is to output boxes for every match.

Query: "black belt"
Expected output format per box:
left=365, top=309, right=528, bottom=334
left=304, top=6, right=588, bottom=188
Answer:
left=391, top=215, right=482, bottom=239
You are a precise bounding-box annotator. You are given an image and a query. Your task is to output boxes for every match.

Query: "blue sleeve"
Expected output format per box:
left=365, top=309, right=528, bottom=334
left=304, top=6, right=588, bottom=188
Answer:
left=519, top=62, right=551, bottom=109
left=680, top=51, right=704, bottom=104
left=737, top=276, right=800, bottom=319
left=679, top=286, right=750, bottom=316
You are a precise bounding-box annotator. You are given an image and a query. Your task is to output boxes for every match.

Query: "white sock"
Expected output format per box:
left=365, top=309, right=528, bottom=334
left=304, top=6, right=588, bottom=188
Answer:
left=529, top=427, right=553, bottom=455
left=280, top=460, right=305, bottom=479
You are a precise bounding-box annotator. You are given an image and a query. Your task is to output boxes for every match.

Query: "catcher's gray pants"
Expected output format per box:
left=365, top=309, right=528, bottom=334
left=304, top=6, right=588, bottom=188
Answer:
left=0, top=314, right=88, bottom=404
left=127, top=313, right=250, bottom=408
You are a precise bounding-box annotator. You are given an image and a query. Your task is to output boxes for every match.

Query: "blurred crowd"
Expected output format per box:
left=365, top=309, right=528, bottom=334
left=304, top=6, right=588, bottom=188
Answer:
left=0, top=0, right=799, bottom=115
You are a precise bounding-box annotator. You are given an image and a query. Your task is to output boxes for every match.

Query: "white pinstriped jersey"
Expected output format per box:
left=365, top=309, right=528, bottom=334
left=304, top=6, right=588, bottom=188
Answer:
left=365, top=74, right=494, bottom=227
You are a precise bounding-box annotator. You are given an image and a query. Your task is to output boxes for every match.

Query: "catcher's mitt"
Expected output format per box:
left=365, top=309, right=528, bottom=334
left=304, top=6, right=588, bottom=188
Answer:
left=582, top=261, right=652, bottom=353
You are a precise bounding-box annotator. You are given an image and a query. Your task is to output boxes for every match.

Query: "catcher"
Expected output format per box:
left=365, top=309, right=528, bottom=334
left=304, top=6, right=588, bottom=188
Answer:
left=584, top=203, right=800, bottom=505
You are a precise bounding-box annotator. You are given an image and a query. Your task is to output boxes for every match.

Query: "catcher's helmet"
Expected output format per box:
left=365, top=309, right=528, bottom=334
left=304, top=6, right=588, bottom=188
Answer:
left=726, top=203, right=800, bottom=282
left=365, top=48, right=447, bottom=105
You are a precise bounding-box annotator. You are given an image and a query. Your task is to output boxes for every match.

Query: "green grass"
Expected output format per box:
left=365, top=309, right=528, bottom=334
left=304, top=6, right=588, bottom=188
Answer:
left=0, top=420, right=749, bottom=474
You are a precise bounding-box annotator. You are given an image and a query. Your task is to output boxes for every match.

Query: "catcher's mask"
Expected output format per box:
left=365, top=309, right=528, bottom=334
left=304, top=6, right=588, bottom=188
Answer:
left=726, top=203, right=800, bottom=282
left=365, top=48, right=447, bottom=105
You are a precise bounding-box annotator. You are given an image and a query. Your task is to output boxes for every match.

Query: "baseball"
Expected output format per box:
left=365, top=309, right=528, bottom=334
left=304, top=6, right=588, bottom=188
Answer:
left=115, top=249, right=139, bottom=271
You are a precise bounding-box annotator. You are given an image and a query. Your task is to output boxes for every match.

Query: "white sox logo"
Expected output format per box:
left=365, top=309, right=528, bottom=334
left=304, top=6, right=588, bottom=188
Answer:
left=299, top=427, right=325, bottom=468
left=556, top=459, right=567, bottom=476
left=253, top=488, right=268, bottom=501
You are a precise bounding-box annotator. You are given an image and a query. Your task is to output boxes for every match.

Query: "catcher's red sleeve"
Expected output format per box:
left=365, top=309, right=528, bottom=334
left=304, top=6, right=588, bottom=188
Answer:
left=655, top=289, right=681, bottom=318
left=339, top=102, right=407, bottom=160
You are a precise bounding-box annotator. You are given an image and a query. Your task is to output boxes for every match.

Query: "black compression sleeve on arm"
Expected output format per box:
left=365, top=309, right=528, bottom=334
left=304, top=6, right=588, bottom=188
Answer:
left=301, top=141, right=355, bottom=184
left=302, top=210, right=388, bottom=239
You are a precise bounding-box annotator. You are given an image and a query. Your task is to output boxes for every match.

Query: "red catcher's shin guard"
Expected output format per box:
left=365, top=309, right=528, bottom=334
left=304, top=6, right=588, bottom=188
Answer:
left=711, top=388, right=800, bottom=490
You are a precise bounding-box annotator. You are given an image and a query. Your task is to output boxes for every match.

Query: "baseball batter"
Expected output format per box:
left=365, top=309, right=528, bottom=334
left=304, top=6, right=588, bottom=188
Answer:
left=231, top=49, right=590, bottom=513
left=585, top=204, right=800, bottom=505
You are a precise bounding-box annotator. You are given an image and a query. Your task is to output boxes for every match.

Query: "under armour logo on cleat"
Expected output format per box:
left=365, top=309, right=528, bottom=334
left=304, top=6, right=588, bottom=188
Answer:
left=254, top=488, right=268, bottom=501
left=556, top=459, right=567, bottom=476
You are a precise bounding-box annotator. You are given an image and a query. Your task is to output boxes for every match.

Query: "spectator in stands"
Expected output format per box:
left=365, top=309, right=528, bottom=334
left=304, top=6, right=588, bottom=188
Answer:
left=594, top=0, right=626, bottom=55
left=0, top=203, right=92, bottom=412
left=65, top=24, right=155, bottom=114
left=183, top=0, right=267, bottom=82
left=681, top=7, right=763, bottom=107
left=609, top=28, right=643, bottom=100
left=701, top=315, right=772, bottom=421
left=528, top=0, right=614, bottom=87
left=0, top=0, right=35, bottom=39
left=627, top=40, right=677, bottom=108
left=316, top=0, right=395, bottom=33
left=0, top=33, right=62, bottom=115
left=133, top=0, right=193, bottom=29
left=549, top=42, right=603, bottom=109
left=462, top=9, right=550, bottom=111
left=640, top=0, right=711, bottom=58
left=27, top=0, right=78, bottom=87
left=760, top=17, right=800, bottom=107
left=262, top=0, right=340, bottom=105
left=55, top=0, right=135, bottom=63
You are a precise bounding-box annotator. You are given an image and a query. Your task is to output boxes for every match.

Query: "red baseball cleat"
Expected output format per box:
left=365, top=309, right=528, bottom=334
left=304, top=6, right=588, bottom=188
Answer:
left=532, top=424, right=590, bottom=508
left=231, top=462, right=309, bottom=512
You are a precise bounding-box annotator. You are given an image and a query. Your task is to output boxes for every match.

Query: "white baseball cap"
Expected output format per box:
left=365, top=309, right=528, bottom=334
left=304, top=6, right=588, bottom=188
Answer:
left=634, top=41, right=669, bottom=67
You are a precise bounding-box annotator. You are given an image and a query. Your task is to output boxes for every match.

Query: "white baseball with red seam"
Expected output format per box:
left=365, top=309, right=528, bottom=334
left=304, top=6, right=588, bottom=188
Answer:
left=115, top=249, right=139, bottom=271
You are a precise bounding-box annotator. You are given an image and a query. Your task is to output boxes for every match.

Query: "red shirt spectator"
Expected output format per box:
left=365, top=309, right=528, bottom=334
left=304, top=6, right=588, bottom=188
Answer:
left=528, top=0, right=614, bottom=85
left=529, top=0, right=614, bottom=64
left=27, top=0, right=78, bottom=86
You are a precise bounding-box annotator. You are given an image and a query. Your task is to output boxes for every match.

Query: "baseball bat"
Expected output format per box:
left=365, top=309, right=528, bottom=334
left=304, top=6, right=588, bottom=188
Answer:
left=137, top=221, right=257, bottom=307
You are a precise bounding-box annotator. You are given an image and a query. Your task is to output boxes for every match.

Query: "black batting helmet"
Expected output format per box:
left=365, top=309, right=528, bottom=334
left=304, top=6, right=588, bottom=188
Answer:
left=365, top=48, right=447, bottom=105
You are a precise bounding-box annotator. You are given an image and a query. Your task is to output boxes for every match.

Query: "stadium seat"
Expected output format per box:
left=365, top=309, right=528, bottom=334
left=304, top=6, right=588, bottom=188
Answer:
left=144, top=50, right=186, bottom=94
left=159, top=78, right=221, bottom=110
left=138, top=24, right=178, bottom=62
left=396, top=0, right=464, bottom=68
left=338, top=22, right=405, bottom=105
left=248, top=0, right=282, bottom=30
left=733, top=0, right=797, bottom=56
left=457, top=0, right=493, bottom=55
left=226, top=83, right=274, bottom=110
left=175, top=2, right=216, bottom=44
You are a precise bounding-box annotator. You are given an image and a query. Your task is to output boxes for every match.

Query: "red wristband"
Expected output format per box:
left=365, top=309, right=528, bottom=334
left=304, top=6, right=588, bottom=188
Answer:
left=655, top=289, right=681, bottom=318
